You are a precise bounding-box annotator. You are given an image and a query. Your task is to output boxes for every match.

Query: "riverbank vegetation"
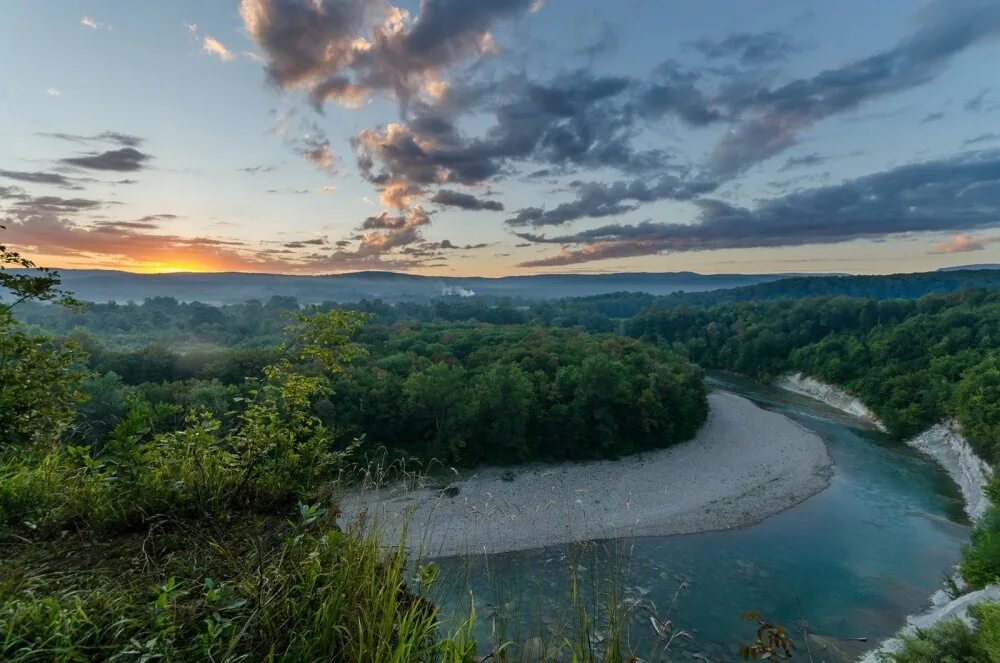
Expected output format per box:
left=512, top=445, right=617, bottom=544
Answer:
left=9, top=237, right=1000, bottom=658
left=1, top=242, right=706, bottom=659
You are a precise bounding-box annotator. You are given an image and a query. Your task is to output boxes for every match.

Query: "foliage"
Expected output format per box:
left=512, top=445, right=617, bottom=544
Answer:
left=738, top=611, right=794, bottom=661
left=323, top=324, right=707, bottom=466
left=961, top=503, right=1000, bottom=588
left=1, top=227, right=78, bottom=313
left=0, top=230, right=84, bottom=452
left=882, top=617, right=986, bottom=663
left=1, top=310, right=365, bottom=533
left=627, top=290, right=1000, bottom=452
left=22, top=310, right=707, bottom=468
left=0, top=509, right=474, bottom=662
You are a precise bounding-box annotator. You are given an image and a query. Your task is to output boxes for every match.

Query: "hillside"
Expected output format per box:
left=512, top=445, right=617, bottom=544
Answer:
left=25, top=269, right=800, bottom=304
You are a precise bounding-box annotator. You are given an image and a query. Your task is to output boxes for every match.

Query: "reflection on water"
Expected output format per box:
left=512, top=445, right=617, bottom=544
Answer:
left=427, top=373, right=968, bottom=660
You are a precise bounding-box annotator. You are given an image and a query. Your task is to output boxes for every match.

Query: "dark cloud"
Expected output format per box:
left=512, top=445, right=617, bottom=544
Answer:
left=61, top=147, right=152, bottom=172
left=635, top=61, right=721, bottom=125
left=239, top=164, right=278, bottom=174
left=506, top=174, right=718, bottom=227
left=575, top=22, right=619, bottom=61
left=432, top=239, right=488, bottom=250
left=292, top=124, right=336, bottom=172
left=710, top=0, right=1000, bottom=173
left=37, top=131, right=144, bottom=147
left=241, top=0, right=540, bottom=108
left=282, top=238, right=328, bottom=248
left=356, top=206, right=431, bottom=252
left=10, top=195, right=106, bottom=216
left=137, top=214, right=179, bottom=223
left=691, top=31, right=798, bottom=65
left=965, top=88, right=995, bottom=112
left=92, top=220, right=162, bottom=232
left=0, top=169, right=82, bottom=189
left=779, top=153, right=829, bottom=171
left=920, top=111, right=945, bottom=123
left=0, top=186, right=28, bottom=201
left=355, top=69, right=668, bottom=208
left=430, top=189, right=504, bottom=211
left=965, top=133, right=1000, bottom=145
left=518, top=149, right=1000, bottom=266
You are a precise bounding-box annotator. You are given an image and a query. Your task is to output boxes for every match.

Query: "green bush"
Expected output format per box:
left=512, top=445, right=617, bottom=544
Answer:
left=883, top=618, right=982, bottom=663
left=962, top=506, right=1000, bottom=589
left=971, top=602, right=1000, bottom=662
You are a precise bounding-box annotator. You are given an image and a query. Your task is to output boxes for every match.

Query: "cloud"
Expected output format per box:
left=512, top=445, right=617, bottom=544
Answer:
left=239, top=164, right=277, bottom=174
left=575, top=22, right=619, bottom=61
left=38, top=131, right=143, bottom=147
left=709, top=0, right=1000, bottom=173
left=240, top=0, right=539, bottom=110
left=354, top=69, right=667, bottom=209
left=0, top=186, right=28, bottom=201
left=1, top=212, right=429, bottom=273
left=965, top=87, right=996, bottom=112
left=430, top=189, right=503, bottom=211
left=46, top=88, right=61, bottom=97
left=506, top=174, right=717, bottom=227
left=921, top=111, right=945, bottom=123
left=928, top=233, right=1000, bottom=254
left=356, top=206, right=431, bottom=253
left=202, top=36, right=236, bottom=62
left=965, top=133, right=1000, bottom=145
left=9, top=195, right=106, bottom=216
left=635, top=61, right=721, bottom=125
left=517, top=149, right=1000, bottom=266
left=282, top=237, right=328, bottom=248
left=0, top=169, right=82, bottom=189
left=293, top=127, right=336, bottom=172
left=93, top=220, right=163, bottom=232
left=80, top=16, right=108, bottom=30
left=779, top=153, right=829, bottom=171
left=0, top=213, right=267, bottom=271
left=691, top=31, right=798, bottom=65
left=61, top=147, right=152, bottom=172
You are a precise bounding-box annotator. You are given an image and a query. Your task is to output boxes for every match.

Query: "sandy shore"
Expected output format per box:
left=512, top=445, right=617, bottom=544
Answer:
left=339, top=391, right=832, bottom=558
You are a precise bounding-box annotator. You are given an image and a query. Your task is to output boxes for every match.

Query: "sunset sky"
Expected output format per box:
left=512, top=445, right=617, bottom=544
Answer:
left=2, top=0, right=1000, bottom=276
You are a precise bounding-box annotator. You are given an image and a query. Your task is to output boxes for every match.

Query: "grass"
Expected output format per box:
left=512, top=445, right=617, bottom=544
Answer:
left=0, top=505, right=476, bottom=662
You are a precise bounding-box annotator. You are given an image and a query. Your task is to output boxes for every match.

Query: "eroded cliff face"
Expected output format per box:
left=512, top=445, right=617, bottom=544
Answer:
left=775, top=373, right=998, bottom=661
left=776, top=374, right=993, bottom=521
left=908, top=421, right=993, bottom=521
left=775, top=373, right=888, bottom=432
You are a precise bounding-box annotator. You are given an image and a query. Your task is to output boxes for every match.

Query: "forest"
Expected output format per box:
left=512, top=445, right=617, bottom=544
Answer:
left=627, top=291, right=1000, bottom=460
left=8, top=248, right=1000, bottom=659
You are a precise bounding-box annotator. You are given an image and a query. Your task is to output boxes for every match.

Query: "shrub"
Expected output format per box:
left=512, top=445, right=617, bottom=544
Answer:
left=883, top=618, right=982, bottom=662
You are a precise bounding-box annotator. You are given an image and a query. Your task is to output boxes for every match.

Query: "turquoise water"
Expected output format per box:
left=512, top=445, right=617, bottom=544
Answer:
left=428, top=374, right=969, bottom=660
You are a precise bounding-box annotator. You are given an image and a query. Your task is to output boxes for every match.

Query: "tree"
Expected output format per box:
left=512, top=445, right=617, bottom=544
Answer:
left=472, top=363, right=533, bottom=463
left=404, top=363, right=470, bottom=461
left=0, top=228, right=83, bottom=450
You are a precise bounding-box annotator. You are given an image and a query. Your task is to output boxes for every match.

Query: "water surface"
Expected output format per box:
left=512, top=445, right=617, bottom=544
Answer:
left=429, top=375, right=968, bottom=660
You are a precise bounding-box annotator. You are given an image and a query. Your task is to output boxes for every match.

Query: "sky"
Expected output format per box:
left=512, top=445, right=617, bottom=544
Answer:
left=1, top=0, right=1000, bottom=277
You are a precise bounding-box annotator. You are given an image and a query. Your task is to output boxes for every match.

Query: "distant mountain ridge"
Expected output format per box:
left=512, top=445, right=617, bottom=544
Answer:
left=28, top=269, right=809, bottom=304
left=938, top=264, right=1000, bottom=272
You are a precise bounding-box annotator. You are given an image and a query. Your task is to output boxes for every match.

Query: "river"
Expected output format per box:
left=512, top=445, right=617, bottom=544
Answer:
left=426, top=373, right=969, bottom=660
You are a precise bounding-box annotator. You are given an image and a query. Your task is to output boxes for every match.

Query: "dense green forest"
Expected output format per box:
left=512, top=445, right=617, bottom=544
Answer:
left=0, top=242, right=712, bottom=660
left=9, top=245, right=1000, bottom=659
left=627, top=291, right=1000, bottom=461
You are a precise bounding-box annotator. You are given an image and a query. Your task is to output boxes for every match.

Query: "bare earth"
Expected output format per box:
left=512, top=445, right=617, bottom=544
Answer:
left=339, top=391, right=832, bottom=558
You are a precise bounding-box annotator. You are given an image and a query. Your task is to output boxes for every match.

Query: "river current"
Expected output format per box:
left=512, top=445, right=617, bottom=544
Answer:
left=429, top=374, right=968, bottom=660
